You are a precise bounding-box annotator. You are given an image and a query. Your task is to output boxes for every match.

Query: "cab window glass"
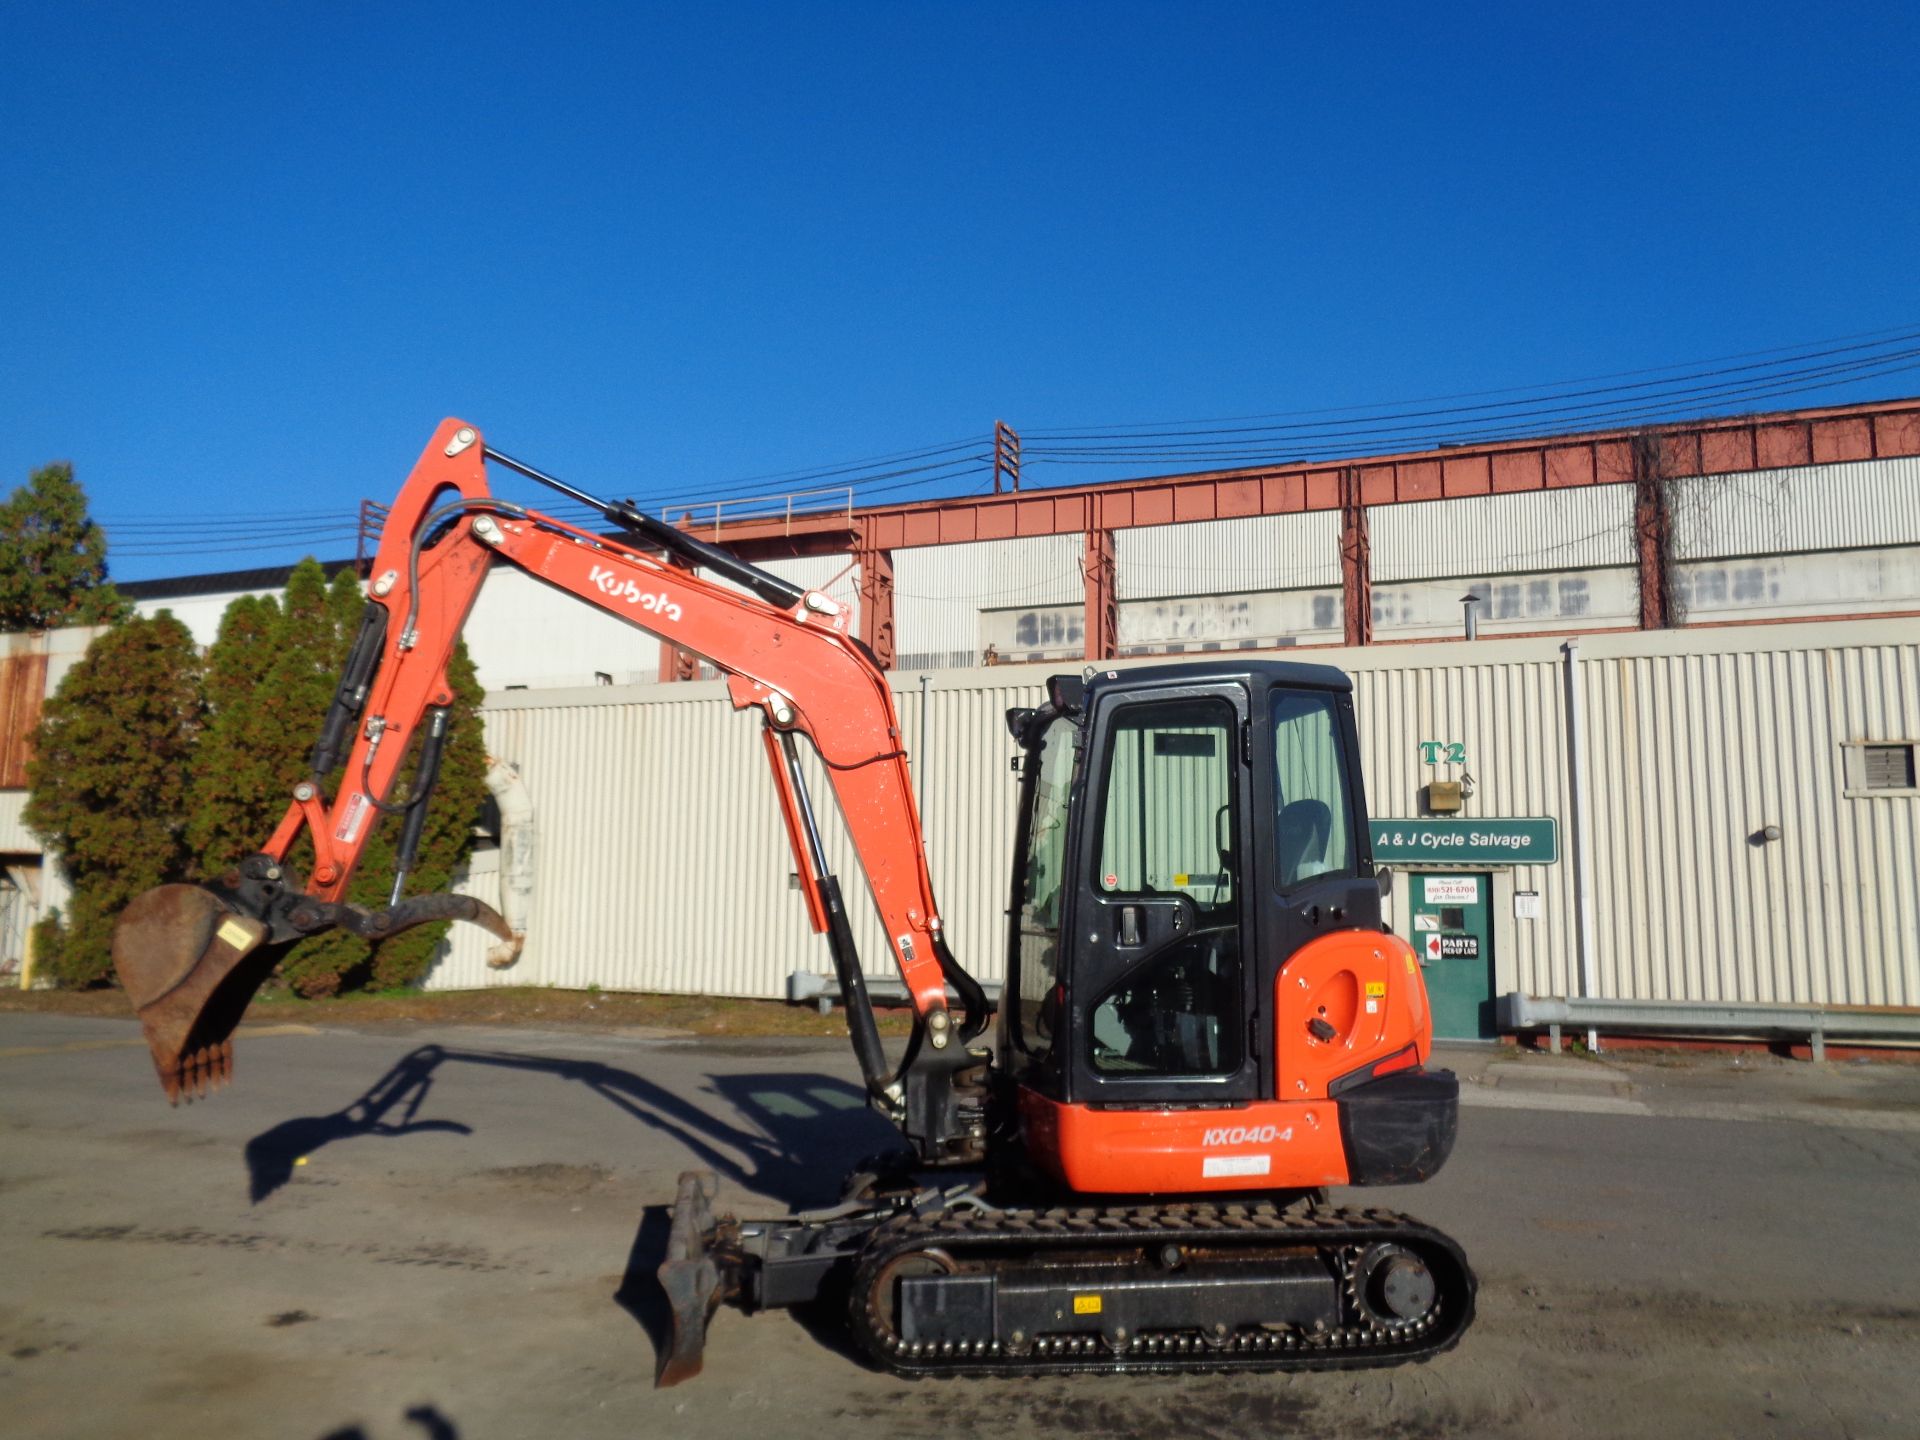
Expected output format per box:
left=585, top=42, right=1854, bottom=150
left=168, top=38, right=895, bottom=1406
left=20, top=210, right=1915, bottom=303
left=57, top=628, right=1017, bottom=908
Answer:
left=1095, top=700, right=1237, bottom=912
left=1271, top=690, right=1355, bottom=887
left=1013, top=717, right=1075, bottom=1056
left=1090, top=931, right=1242, bottom=1076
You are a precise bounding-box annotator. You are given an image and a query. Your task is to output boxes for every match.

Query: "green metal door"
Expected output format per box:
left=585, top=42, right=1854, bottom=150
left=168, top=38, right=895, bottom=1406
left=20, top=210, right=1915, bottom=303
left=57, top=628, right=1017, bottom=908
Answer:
left=1409, top=873, right=1495, bottom=1040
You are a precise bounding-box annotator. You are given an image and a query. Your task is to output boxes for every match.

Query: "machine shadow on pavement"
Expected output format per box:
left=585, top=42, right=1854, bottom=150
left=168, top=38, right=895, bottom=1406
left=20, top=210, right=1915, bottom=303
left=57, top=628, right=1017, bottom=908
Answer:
left=317, top=1403, right=460, bottom=1440
left=244, top=1043, right=902, bottom=1207
left=247, top=1043, right=907, bottom=1381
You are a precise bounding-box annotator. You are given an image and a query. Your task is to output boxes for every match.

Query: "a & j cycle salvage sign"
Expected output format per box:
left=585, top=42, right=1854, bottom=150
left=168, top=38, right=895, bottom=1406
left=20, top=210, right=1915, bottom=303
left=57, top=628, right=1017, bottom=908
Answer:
left=1368, top=818, right=1560, bottom=865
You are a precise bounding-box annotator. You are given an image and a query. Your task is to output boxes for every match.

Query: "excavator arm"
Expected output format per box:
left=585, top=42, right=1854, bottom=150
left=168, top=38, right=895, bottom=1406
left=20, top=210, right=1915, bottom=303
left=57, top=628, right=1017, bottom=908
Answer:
left=111, top=419, right=989, bottom=1165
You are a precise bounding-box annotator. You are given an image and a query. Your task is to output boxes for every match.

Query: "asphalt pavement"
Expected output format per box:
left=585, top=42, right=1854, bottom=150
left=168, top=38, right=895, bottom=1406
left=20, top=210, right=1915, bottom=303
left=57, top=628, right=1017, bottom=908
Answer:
left=2, top=1012, right=1917, bottom=1439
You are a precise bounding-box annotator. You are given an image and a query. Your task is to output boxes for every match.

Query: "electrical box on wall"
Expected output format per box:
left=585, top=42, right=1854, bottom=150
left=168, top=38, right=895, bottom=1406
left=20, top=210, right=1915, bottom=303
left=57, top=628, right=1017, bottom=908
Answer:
left=1425, top=780, right=1463, bottom=813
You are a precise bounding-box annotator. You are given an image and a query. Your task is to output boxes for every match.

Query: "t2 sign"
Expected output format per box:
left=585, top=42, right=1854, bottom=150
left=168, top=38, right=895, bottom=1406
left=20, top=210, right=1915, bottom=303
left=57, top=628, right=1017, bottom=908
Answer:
left=1420, top=741, right=1467, bottom=766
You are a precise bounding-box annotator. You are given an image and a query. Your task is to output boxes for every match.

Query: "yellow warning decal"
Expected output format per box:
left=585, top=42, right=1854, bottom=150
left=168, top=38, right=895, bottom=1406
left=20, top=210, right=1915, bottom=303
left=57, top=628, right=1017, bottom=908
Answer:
left=215, top=918, right=256, bottom=951
left=1365, top=981, right=1386, bottom=997
left=1073, top=1295, right=1103, bottom=1315
left=1173, top=874, right=1189, bottom=886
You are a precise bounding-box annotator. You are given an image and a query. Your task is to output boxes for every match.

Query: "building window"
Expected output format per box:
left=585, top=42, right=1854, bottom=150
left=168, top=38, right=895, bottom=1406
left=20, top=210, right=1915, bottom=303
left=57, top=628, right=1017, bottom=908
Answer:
left=1843, top=742, right=1919, bottom=796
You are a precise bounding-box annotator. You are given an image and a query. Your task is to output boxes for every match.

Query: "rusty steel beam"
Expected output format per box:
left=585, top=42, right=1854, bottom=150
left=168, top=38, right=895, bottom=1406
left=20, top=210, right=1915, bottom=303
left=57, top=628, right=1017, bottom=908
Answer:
left=1632, top=433, right=1675, bottom=630
left=857, top=545, right=896, bottom=670
left=1083, top=528, right=1117, bottom=662
left=697, top=398, right=1920, bottom=557
left=1338, top=467, right=1372, bottom=647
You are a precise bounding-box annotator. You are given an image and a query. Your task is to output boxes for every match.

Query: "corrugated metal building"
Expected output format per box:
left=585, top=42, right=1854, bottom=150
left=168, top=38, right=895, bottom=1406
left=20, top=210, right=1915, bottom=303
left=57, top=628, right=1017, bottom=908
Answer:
left=0, top=627, right=100, bottom=974
left=6, top=397, right=1917, bottom=1018
left=428, top=618, right=1919, bottom=1033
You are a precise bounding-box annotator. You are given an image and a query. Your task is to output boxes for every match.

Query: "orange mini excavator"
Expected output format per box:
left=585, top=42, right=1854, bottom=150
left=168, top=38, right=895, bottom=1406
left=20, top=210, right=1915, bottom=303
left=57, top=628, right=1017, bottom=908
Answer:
left=112, top=420, right=1473, bottom=1383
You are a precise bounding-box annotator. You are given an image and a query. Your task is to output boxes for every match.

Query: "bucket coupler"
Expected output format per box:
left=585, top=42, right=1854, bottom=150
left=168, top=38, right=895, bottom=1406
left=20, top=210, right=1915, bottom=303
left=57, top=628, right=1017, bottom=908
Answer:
left=112, top=854, right=517, bottom=1103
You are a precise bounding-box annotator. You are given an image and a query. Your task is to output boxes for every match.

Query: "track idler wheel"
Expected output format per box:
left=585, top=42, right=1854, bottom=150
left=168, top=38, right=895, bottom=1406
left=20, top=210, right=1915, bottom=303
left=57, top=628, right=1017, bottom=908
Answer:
left=112, top=884, right=282, bottom=1104
left=1349, top=1243, right=1439, bottom=1330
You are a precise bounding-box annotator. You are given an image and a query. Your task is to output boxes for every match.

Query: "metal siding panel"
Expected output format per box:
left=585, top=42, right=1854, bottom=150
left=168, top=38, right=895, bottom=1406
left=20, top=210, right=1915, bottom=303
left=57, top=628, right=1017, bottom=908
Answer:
left=1115, top=513, right=1341, bottom=599
left=463, top=567, right=664, bottom=691
left=894, top=537, right=1083, bottom=666
left=0, top=790, right=37, bottom=854
left=421, top=623, right=1915, bottom=1011
left=1369, top=488, right=1635, bottom=583
left=1673, top=456, right=1920, bottom=560
left=1579, top=637, right=1920, bottom=1008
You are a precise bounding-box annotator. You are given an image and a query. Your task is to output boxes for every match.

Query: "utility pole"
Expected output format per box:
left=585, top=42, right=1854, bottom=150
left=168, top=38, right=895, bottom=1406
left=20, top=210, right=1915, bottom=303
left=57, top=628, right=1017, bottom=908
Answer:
left=992, top=421, right=1021, bottom=495
left=356, top=499, right=389, bottom=576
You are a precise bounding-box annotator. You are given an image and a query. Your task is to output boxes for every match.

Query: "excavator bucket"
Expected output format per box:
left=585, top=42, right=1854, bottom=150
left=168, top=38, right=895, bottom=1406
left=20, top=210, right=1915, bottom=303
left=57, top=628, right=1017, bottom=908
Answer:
left=655, top=1170, right=732, bottom=1387
left=112, top=884, right=283, bottom=1104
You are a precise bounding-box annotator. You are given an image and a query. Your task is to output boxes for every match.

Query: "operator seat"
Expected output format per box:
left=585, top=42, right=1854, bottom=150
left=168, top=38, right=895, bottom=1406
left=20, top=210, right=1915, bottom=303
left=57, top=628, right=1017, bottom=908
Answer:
left=1277, top=798, right=1332, bottom=887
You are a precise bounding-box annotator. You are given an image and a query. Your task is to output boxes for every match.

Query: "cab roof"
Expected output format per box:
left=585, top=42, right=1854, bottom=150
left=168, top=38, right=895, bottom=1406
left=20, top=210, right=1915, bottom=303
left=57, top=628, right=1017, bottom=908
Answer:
left=1074, top=658, right=1353, bottom=695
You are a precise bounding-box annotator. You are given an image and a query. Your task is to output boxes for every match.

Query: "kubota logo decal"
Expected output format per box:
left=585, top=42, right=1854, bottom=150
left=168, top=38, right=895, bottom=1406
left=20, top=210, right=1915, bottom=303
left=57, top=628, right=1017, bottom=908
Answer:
left=589, top=565, right=682, bottom=621
left=1202, top=1124, right=1293, bottom=1146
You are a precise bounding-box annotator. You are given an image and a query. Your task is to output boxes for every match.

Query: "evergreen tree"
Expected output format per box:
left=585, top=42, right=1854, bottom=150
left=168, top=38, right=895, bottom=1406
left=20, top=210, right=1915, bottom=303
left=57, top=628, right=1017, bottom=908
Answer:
left=23, top=614, right=204, bottom=985
left=0, top=462, right=130, bottom=631
left=186, top=560, right=489, bottom=997
left=280, top=637, right=488, bottom=996
left=185, top=593, right=285, bottom=876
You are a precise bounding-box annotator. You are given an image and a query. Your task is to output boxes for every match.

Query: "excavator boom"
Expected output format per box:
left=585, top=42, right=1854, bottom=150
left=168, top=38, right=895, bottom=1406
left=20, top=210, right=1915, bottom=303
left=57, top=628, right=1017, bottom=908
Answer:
left=112, top=419, right=985, bottom=1140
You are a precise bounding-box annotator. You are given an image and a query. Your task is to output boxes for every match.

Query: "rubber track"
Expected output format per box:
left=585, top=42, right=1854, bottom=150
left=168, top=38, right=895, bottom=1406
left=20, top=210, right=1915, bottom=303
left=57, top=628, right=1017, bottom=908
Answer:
left=849, top=1200, right=1475, bottom=1378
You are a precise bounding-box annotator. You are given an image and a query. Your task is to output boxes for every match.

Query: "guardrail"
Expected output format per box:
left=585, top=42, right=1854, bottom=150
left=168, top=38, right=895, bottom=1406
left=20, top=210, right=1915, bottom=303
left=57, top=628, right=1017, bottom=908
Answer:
left=665, top=486, right=856, bottom=539
left=1498, top=992, right=1920, bottom=1060
left=786, top=970, right=1002, bottom=1016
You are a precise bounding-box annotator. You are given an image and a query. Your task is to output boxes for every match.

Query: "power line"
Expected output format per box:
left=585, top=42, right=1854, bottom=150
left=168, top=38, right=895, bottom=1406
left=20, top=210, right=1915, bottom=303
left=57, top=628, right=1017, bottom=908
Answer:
left=1023, top=320, right=1920, bottom=434
left=99, top=323, right=1920, bottom=573
left=1022, top=342, right=1920, bottom=458
left=1022, top=357, right=1920, bottom=466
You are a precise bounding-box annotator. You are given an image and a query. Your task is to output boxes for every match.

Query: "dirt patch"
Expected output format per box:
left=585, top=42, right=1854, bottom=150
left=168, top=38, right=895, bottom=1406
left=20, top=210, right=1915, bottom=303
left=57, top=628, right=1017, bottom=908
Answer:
left=40, top=1222, right=515, bottom=1275
left=468, top=1162, right=613, bottom=1194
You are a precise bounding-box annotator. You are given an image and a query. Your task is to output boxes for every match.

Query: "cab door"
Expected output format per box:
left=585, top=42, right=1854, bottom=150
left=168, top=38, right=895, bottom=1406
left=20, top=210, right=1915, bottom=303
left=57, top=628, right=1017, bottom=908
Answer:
left=1063, top=681, right=1258, bottom=1106
left=1251, top=685, right=1382, bottom=1096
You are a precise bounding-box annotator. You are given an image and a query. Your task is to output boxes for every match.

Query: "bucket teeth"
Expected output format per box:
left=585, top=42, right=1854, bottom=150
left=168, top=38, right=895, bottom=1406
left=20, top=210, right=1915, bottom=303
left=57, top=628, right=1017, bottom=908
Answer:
left=173, top=1043, right=234, bottom=1103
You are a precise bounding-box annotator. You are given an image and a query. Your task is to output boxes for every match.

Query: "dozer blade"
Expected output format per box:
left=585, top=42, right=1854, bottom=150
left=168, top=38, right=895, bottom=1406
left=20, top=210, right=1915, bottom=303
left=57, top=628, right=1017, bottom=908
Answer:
left=655, top=1170, right=731, bottom=1387
left=112, top=883, right=284, bottom=1105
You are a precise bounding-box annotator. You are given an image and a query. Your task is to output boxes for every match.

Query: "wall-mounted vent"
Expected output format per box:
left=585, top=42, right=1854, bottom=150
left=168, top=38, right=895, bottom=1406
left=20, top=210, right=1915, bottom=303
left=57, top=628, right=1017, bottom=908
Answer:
left=1846, top=741, right=1918, bottom=795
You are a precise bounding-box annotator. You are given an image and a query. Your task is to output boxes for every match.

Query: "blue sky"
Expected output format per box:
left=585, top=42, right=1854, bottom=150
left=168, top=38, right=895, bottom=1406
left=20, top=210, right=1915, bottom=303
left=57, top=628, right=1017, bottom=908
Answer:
left=2, top=3, right=1916, bottom=580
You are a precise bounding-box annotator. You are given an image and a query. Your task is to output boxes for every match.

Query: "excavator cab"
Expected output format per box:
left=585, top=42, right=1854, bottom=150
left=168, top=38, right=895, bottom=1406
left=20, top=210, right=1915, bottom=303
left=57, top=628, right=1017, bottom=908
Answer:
left=1000, top=662, right=1457, bottom=1196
